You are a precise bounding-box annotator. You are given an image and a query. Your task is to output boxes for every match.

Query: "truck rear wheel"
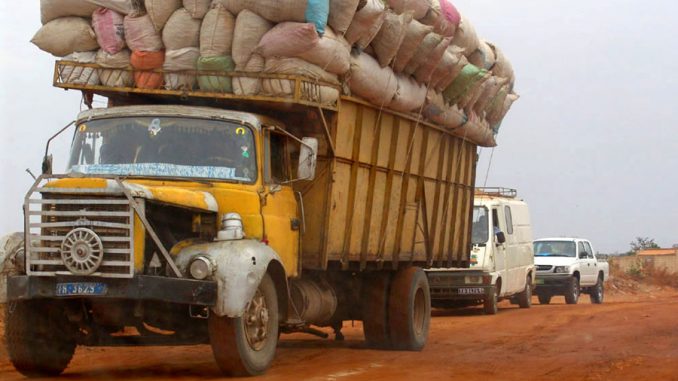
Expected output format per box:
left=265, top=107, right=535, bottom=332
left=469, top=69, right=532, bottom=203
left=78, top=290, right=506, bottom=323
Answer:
left=388, top=267, right=430, bottom=351
left=208, top=273, right=278, bottom=377
left=564, top=277, right=580, bottom=305
left=590, top=275, right=604, bottom=304
left=6, top=300, right=77, bottom=377
left=361, top=272, right=391, bottom=348
left=516, top=275, right=532, bottom=309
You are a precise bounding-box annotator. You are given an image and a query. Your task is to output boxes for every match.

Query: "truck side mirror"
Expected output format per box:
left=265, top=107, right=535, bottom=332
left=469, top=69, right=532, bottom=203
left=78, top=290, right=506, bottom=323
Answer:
left=495, top=231, right=506, bottom=244
left=42, top=155, right=53, bottom=175
left=297, top=138, right=318, bottom=181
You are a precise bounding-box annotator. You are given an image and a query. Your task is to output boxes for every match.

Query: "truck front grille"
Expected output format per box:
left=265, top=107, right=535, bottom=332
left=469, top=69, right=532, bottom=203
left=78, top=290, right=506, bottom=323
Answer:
left=25, top=191, right=135, bottom=278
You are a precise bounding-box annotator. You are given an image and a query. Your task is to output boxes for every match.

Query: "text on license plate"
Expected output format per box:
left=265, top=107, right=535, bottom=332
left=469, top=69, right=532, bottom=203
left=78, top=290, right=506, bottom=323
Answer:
left=458, top=287, right=484, bottom=295
left=56, top=282, right=108, bottom=297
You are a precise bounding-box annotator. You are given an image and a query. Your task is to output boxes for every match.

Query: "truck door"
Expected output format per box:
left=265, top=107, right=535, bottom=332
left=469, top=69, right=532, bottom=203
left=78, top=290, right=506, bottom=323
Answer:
left=492, top=207, right=508, bottom=296
left=261, top=130, right=300, bottom=277
left=578, top=241, right=596, bottom=285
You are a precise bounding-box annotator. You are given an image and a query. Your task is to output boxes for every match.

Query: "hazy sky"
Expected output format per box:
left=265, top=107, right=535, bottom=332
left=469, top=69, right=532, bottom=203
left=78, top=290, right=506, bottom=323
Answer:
left=1, top=1, right=676, bottom=253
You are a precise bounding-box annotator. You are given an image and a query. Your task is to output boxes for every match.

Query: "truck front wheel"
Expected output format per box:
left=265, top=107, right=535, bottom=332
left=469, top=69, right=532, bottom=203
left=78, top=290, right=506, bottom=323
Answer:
left=6, top=300, right=77, bottom=377
left=209, top=273, right=279, bottom=377
left=388, top=267, right=431, bottom=351
left=564, top=277, right=580, bottom=305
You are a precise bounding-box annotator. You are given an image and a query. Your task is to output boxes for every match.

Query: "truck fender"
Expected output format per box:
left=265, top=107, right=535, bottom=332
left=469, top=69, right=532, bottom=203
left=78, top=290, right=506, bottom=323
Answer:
left=174, top=239, right=288, bottom=318
left=0, top=233, right=24, bottom=304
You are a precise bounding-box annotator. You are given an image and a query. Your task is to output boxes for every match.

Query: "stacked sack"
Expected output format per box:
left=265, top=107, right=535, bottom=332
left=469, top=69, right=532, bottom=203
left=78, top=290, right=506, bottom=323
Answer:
left=31, top=0, right=518, bottom=147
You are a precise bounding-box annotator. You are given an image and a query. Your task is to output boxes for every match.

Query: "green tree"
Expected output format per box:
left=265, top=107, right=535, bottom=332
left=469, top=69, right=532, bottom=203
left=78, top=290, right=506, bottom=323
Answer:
left=628, top=237, right=660, bottom=255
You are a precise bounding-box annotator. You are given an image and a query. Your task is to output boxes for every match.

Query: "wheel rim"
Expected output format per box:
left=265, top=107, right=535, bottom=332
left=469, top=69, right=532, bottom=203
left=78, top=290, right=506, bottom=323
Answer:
left=243, top=288, right=270, bottom=351
left=573, top=280, right=579, bottom=299
left=412, top=288, right=426, bottom=337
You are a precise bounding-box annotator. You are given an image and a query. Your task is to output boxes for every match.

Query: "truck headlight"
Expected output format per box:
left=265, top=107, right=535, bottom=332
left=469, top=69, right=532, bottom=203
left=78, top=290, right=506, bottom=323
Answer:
left=189, top=256, right=213, bottom=280
left=554, top=266, right=570, bottom=274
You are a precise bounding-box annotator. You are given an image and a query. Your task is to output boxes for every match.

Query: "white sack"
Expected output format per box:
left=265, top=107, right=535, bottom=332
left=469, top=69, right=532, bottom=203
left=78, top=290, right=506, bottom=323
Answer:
left=124, top=14, right=164, bottom=51
left=262, top=57, right=340, bottom=105
left=200, top=5, right=235, bottom=57
left=60, top=51, right=99, bottom=85
left=328, top=0, right=360, bottom=34
left=40, top=0, right=99, bottom=24
left=349, top=53, right=398, bottom=107
left=163, top=8, right=202, bottom=50
left=183, top=0, right=211, bottom=19
left=145, top=0, right=182, bottom=31
left=298, top=27, right=351, bottom=75
left=96, top=49, right=134, bottom=87
left=233, top=54, right=265, bottom=96
left=164, top=47, right=200, bottom=90
left=32, top=17, right=99, bottom=57
left=389, top=74, right=427, bottom=113
left=232, top=10, right=273, bottom=67
left=371, top=10, right=413, bottom=68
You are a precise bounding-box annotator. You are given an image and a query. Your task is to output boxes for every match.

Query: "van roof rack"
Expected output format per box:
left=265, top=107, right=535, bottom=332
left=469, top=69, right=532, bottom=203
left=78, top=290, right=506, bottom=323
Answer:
left=475, top=187, right=517, bottom=198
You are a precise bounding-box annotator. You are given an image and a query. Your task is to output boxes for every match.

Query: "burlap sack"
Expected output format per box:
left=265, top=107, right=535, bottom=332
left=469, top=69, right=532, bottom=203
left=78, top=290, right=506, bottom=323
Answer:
left=371, top=10, right=413, bottom=68
left=345, top=0, right=387, bottom=48
left=328, top=0, right=360, bottom=34
left=92, top=8, right=126, bottom=55
left=413, top=36, right=451, bottom=83
left=40, top=0, right=99, bottom=24
left=96, top=49, right=134, bottom=87
left=431, top=47, right=466, bottom=91
left=348, top=53, right=398, bottom=107
left=255, top=22, right=320, bottom=58
left=392, top=20, right=433, bottom=73
left=200, top=5, right=235, bottom=57
left=262, top=57, right=340, bottom=105
left=386, top=0, right=431, bottom=20
left=452, top=115, right=496, bottom=147
left=451, top=16, right=480, bottom=56
left=163, top=8, right=202, bottom=50
left=419, top=0, right=459, bottom=37
left=32, top=17, right=99, bottom=57
left=124, top=14, right=164, bottom=52
left=233, top=54, right=265, bottom=96
left=232, top=10, right=273, bottom=68
left=402, top=32, right=441, bottom=76
left=468, top=40, right=496, bottom=70
left=422, top=89, right=466, bottom=129
left=298, top=27, right=351, bottom=75
left=88, top=0, right=144, bottom=15
left=60, top=51, right=99, bottom=85
left=164, top=47, right=200, bottom=90
left=183, top=0, right=211, bottom=19
left=489, top=43, right=515, bottom=87
left=145, top=0, right=182, bottom=31
left=389, top=74, right=427, bottom=112
left=473, top=76, right=508, bottom=116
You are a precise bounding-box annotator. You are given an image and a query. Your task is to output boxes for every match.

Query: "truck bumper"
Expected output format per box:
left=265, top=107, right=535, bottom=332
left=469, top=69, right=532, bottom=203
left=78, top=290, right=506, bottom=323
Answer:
left=535, top=274, right=571, bottom=293
left=426, top=271, right=494, bottom=301
left=6, top=275, right=218, bottom=306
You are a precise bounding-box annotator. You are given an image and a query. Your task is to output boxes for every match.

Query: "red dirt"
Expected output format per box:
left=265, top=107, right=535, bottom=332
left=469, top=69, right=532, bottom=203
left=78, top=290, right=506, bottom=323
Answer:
left=2, top=286, right=678, bottom=381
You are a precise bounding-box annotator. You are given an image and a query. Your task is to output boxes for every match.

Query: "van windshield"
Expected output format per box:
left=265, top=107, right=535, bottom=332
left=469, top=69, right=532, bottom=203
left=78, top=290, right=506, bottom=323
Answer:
left=534, top=241, right=576, bottom=257
left=471, top=206, right=489, bottom=245
left=67, top=116, right=257, bottom=183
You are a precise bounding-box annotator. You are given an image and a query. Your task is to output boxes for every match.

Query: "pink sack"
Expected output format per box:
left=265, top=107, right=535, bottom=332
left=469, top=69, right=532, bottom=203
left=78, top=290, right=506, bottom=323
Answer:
left=439, top=0, right=461, bottom=27
left=92, top=8, right=126, bottom=54
left=255, top=22, right=320, bottom=58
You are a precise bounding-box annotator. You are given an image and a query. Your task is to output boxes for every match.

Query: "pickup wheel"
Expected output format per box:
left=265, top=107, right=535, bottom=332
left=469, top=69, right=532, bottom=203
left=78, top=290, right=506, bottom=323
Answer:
left=483, top=286, right=499, bottom=315
left=388, top=267, right=431, bottom=351
left=516, top=275, right=533, bottom=308
left=6, top=301, right=77, bottom=377
left=590, top=275, right=604, bottom=304
left=209, top=273, right=278, bottom=377
left=362, top=272, right=392, bottom=348
left=537, top=294, right=552, bottom=305
left=564, top=277, right=580, bottom=305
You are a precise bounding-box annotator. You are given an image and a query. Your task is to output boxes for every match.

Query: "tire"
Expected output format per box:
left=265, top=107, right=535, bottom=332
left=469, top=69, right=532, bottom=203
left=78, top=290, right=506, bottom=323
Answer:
left=361, top=272, right=391, bottom=348
left=537, top=294, right=552, bottom=305
left=564, top=276, right=580, bottom=305
left=6, top=300, right=77, bottom=377
left=516, top=275, right=532, bottom=309
left=388, top=267, right=431, bottom=351
left=209, top=273, right=279, bottom=377
left=483, top=285, right=498, bottom=315
left=590, top=275, right=604, bottom=304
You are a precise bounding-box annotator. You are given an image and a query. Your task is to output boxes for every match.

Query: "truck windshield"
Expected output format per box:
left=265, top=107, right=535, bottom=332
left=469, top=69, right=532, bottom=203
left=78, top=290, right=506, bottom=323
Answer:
left=471, top=206, right=489, bottom=246
left=67, top=116, right=257, bottom=183
left=534, top=241, right=576, bottom=257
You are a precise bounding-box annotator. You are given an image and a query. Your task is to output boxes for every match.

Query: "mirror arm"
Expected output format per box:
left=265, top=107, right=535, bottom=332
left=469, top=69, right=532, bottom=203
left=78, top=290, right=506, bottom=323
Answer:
left=268, top=126, right=314, bottom=151
left=45, top=121, right=76, bottom=158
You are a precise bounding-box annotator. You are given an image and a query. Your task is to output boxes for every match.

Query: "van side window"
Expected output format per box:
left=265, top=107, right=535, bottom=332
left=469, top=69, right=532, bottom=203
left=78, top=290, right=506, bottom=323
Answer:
left=504, top=206, right=514, bottom=234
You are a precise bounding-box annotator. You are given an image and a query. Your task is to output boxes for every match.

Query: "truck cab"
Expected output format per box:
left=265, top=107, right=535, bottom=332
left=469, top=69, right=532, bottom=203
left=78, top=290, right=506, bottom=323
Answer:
left=427, top=188, right=535, bottom=314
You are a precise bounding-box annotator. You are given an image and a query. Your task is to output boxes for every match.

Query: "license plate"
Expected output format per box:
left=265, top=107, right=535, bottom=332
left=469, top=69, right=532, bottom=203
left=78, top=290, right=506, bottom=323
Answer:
left=56, top=282, right=108, bottom=297
left=536, top=278, right=545, bottom=285
left=458, top=287, right=484, bottom=295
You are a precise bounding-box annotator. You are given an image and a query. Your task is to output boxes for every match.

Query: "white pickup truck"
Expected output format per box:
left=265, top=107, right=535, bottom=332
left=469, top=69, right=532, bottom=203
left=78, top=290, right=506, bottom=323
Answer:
left=533, top=238, right=609, bottom=305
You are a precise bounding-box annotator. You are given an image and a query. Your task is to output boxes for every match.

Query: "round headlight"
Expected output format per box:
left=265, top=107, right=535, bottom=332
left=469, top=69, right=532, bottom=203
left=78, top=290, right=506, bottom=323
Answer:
left=189, top=257, right=213, bottom=280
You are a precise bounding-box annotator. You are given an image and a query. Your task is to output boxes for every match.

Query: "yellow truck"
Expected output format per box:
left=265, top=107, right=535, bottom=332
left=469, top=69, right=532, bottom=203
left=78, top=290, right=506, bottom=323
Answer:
left=3, top=62, right=477, bottom=377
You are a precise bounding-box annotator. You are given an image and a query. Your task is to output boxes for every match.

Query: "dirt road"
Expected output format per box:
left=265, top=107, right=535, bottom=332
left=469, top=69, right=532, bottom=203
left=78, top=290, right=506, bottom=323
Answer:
left=2, top=288, right=677, bottom=381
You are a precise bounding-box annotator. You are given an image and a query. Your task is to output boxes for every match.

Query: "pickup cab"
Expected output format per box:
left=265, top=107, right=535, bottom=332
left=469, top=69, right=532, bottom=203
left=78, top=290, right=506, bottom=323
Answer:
left=533, top=238, right=609, bottom=305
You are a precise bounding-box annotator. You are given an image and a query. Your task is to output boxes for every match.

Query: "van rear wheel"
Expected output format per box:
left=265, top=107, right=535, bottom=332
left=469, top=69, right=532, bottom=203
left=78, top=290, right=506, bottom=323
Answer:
left=208, top=273, right=278, bottom=377
left=388, top=267, right=430, bottom=351
left=516, top=275, right=533, bottom=308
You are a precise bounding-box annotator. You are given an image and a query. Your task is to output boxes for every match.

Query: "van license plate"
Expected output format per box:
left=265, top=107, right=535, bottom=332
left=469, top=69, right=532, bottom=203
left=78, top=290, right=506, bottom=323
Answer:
left=56, top=283, right=108, bottom=297
left=458, top=287, right=484, bottom=295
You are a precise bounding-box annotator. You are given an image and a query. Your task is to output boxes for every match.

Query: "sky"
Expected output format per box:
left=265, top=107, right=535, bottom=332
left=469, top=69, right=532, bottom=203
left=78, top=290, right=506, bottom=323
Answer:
left=0, top=0, right=677, bottom=254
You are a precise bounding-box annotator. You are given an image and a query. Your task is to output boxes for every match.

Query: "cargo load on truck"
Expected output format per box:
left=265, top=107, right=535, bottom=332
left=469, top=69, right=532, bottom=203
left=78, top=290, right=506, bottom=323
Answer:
left=32, top=0, right=518, bottom=147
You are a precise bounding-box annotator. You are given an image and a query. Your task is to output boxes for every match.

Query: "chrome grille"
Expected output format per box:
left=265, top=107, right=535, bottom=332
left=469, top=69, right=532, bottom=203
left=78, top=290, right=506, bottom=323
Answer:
left=25, top=184, right=135, bottom=278
left=536, top=265, right=553, bottom=272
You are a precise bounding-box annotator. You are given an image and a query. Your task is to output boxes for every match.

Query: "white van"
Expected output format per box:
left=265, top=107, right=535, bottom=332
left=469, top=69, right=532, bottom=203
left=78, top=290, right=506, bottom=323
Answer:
left=427, top=188, right=536, bottom=314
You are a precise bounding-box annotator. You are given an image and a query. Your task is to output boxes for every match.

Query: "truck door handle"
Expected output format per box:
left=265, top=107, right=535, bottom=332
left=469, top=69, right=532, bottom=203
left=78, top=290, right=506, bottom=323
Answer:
left=291, top=218, right=301, bottom=231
